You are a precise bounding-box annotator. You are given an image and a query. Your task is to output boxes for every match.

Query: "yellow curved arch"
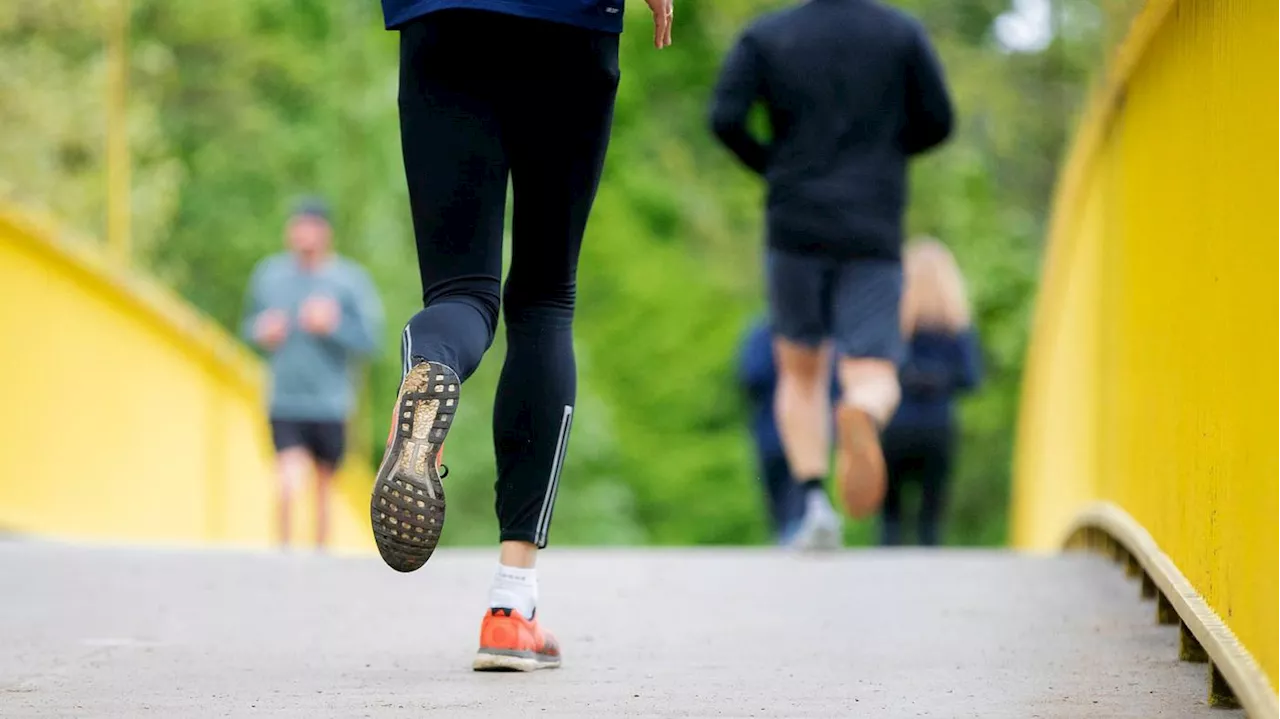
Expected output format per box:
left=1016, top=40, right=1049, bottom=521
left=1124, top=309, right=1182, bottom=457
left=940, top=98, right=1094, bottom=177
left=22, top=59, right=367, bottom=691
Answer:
left=0, top=203, right=373, bottom=554
left=1012, top=0, right=1277, bottom=699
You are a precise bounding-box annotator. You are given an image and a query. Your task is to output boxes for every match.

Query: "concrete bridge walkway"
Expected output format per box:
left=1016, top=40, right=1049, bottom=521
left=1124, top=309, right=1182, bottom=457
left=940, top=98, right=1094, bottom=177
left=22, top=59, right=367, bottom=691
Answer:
left=0, top=542, right=1237, bottom=718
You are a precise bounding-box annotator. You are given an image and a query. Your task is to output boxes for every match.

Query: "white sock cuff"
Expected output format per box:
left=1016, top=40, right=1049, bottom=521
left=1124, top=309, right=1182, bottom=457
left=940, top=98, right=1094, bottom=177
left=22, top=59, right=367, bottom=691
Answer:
left=495, top=564, right=536, bottom=586
left=490, top=564, right=538, bottom=617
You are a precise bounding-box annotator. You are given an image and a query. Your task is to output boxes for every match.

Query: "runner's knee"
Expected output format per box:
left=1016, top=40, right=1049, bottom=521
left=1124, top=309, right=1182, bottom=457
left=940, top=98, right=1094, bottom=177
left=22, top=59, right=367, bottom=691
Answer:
left=502, top=279, right=576, bottom=330
left=775, top=339, right=829, bottom=384
left=839, top=359, right=901, bottom=425
left=423, top=278, right=500, bottom=334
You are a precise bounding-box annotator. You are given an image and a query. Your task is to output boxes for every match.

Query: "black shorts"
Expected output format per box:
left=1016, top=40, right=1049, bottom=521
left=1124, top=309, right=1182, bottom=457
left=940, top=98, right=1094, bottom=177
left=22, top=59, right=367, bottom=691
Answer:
left=766, top=248, right=904, bottom=363
left=270, top=419, right=347, bottom=468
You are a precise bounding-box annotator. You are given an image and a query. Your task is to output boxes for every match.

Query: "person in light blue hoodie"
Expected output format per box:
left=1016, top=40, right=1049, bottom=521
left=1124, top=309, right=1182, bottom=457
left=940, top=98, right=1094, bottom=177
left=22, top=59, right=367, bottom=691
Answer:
left=241, top=197, right=383, bottom=549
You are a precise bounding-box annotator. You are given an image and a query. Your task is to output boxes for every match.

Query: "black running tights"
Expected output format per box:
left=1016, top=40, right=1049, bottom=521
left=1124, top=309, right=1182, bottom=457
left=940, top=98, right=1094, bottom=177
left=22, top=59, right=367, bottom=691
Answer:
left=396, top=10, right=619, bottom=547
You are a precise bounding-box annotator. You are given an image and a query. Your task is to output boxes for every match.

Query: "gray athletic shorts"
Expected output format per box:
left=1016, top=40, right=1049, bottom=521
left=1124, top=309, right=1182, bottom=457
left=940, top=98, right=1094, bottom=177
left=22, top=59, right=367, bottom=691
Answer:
left=766, top=249, right=904, bottom=363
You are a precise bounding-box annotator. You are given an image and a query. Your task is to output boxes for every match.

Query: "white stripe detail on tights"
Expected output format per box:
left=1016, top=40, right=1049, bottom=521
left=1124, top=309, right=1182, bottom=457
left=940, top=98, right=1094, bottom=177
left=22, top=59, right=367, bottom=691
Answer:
left=535, top=405, right=574, bottom=546
left=401, top=324, right=412, bottom=380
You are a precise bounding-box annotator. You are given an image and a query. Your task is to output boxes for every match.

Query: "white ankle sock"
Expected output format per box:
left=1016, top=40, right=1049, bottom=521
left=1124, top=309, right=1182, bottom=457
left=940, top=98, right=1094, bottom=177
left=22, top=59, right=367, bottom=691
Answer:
left=489, top=564, right=537, bottom=618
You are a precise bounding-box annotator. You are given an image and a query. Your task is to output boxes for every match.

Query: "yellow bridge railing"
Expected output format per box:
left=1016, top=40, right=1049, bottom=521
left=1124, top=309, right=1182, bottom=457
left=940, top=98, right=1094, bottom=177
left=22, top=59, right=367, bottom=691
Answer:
left=0, top=204, right=373, bottom=554
left=1011, top=0, right=1277, bottom=712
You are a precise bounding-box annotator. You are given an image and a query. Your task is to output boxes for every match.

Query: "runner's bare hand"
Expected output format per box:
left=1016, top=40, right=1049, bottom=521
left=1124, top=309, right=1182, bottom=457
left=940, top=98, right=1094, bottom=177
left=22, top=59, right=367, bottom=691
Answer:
left=645, top=0, right=673, bottom=48
left=299, top=295, right=341, bottom=336
left=253, top=309, right=289, bottom=350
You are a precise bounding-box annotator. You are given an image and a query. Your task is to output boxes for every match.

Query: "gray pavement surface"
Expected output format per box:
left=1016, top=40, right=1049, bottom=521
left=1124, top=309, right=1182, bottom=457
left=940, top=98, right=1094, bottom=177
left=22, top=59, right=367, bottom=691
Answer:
left=0, top=541, right=1238, bottom=718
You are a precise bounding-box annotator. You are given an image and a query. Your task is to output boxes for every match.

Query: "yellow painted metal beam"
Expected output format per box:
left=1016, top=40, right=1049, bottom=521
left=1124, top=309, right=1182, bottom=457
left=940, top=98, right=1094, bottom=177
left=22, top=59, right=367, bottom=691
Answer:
left=1012, top=0, right=1278, bottom=697
left=0, top=203, right=374, bottom=554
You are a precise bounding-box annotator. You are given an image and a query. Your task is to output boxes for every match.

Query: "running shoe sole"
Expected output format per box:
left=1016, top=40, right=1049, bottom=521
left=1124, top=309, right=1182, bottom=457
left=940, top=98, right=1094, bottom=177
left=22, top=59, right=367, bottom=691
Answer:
left=370, top=361, right=458, bottom=573
left=836, top=405, right=887, bottom=518
left=473, top=649, right=562, bottom=672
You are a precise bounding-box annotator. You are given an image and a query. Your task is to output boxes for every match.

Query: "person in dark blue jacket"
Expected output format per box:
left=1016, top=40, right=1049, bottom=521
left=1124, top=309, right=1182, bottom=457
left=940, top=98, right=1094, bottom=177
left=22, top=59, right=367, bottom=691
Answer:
left=738, top=319, right=839, bottom=544
left=373, top=0, right=673, bottom=673
left=880, top=239, right=982, bottom=546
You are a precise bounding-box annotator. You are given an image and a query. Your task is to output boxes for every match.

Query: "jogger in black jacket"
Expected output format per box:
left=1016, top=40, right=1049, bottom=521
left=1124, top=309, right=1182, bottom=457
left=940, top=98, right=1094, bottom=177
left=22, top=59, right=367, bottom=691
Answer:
left=710, top=0, right=954, bottom=550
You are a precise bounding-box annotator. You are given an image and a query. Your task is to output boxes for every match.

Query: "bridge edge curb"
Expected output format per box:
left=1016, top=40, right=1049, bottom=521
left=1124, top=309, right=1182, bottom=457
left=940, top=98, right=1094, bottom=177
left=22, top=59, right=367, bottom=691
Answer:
left=1063, top=502, right=1278, bottom=719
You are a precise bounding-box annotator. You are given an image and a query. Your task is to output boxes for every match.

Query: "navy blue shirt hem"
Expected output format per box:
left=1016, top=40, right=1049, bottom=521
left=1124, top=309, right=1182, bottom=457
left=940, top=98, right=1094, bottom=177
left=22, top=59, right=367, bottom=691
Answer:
left=384, top=0, right=623, bottom=33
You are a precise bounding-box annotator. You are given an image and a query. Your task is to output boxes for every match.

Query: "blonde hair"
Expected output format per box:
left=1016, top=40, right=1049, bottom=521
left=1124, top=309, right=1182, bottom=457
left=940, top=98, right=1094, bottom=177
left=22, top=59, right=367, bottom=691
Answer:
left=901, top=237, right=971, bottom=337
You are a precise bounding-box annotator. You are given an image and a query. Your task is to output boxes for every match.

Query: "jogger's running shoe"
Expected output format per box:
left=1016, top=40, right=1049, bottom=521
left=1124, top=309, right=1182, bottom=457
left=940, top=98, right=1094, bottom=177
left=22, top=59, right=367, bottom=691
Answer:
left=473, top=608, right=562, bottom=672
left=371, top=361, right=459, bottom=572
left=790, top=485, right=843, bottom=551
left=835, top=405, right=887, bottom=518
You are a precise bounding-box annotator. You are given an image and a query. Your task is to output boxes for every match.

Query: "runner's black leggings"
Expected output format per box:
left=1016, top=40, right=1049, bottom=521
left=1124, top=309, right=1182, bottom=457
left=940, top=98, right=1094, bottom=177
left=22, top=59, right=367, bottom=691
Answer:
left=396, top=10, right=619, bottom=547
left=879, top=423, right=954, bottom=546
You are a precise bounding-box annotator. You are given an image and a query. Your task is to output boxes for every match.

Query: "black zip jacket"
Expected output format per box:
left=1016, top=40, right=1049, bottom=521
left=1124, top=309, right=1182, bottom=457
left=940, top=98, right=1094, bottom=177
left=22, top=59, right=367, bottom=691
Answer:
left=710, top=0, right=954, bottom=261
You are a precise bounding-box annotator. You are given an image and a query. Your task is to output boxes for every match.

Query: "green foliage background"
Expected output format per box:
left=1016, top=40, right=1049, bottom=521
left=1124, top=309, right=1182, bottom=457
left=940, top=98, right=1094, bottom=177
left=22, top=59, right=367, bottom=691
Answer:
left=0, top=0, right=1109, bottom=546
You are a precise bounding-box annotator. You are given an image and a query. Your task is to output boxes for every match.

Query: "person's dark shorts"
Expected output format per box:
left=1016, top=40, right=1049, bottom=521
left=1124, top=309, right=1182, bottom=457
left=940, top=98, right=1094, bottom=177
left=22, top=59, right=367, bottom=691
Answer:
left=270, top=419, right=347, bottom=468
left=766, top=249, right=904, bottom=363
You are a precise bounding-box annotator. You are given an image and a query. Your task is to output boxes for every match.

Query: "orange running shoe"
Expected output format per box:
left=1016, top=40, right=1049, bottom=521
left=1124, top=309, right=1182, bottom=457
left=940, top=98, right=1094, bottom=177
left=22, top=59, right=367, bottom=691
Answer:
left=370, top=361, right=458, bottom=573
left=835, top=405, right=887, bottom=518
left=472, top=608, right=562, bottom=672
